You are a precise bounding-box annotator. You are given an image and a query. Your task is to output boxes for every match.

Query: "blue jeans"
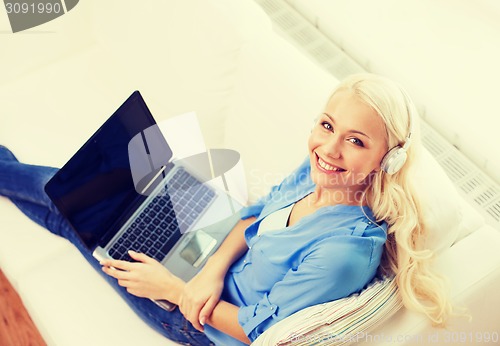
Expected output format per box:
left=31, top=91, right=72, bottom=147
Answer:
left=0, top=146, right=214, bottom=346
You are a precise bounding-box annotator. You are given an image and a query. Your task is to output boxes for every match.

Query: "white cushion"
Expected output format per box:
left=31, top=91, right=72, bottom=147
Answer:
left=89, top=0, right=272, bottom=149
left=0, top=46, right=137, bottom=168
left=0, top=0, right=94, bottom=87
left=455, top=197, right=484, bottom=243
left=17, top=247, right=178, bottom=346
left=414, top=148, right=483, bottom=253
left=0, top=200, right=69, bottom=289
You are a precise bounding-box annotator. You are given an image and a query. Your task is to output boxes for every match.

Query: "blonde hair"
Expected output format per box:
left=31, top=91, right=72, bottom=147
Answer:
left=332, top=73, right=453, bottom=327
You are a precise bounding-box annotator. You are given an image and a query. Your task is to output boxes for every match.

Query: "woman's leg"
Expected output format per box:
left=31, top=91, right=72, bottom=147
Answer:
left=0, top=146, right=214, bottom=345
left=0, top=147, right=66, bottom=233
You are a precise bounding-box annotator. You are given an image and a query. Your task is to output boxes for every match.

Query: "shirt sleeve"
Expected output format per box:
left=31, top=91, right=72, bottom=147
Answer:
left=237, top=236, right=377, bottom=342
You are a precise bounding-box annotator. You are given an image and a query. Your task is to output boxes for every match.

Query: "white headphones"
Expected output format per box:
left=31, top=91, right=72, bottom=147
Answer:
left=380, top=109, right=414, bottom=175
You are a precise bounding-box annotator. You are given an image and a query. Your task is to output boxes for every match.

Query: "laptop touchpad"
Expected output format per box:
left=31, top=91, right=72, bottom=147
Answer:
left=180, top=230, right=217, bottom=268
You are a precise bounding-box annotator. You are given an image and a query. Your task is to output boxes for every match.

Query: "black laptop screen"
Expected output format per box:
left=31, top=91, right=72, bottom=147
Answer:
left=44, top=91, right=172, bottom=249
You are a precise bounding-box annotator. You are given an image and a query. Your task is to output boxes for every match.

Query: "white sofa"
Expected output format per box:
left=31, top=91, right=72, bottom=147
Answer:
left=1, top=1, right=500, bottom=345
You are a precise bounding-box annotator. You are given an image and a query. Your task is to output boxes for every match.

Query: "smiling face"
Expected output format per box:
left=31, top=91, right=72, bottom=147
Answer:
left=308, top=89, right=388, bottom=202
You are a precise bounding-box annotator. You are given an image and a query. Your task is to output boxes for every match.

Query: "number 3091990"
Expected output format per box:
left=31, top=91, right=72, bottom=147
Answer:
left=5, top=2, right=62, bottom=14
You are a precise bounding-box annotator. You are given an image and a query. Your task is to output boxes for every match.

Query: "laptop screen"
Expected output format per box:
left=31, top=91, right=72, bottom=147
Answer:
left=45, top=91, right=172, bottom=249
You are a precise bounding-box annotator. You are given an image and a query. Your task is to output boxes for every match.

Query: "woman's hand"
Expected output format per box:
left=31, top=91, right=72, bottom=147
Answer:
left=178, top=257, right=227, bottom=332
left=101, top=250, right=184, bottom=303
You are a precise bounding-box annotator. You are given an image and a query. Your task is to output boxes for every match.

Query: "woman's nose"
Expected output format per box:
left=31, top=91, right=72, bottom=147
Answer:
left=324, top=135, right=342, bottom=159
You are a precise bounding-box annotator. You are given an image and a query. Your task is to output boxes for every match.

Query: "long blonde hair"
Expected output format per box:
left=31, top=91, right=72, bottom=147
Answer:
left=332, top=73, right=453, bottom=327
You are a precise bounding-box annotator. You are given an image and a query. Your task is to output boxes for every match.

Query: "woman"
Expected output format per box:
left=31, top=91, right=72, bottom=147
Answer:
left=0, top=74, right=452, bottom=345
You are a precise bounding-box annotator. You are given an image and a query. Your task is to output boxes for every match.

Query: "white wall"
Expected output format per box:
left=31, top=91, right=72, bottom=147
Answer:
left=286, top=0, right=500, bottom=184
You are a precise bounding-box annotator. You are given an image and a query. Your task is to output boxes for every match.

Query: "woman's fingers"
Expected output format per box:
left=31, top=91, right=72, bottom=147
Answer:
left=188, top=299, right=207, bottom=332
left=101, top=265, right=131, bottom=281
left=179, top=293, right=206, bottom=331
left=100, top=251, right=156, bottom=277
left=100, top=254, right=139, bottom=282
left=100, top=251, right=154, bottom=268
left=199, top=296, right=219, bottom=326
left=100, top=258, right=132, bottom=271
left=128, top=250, right=154, bottom=263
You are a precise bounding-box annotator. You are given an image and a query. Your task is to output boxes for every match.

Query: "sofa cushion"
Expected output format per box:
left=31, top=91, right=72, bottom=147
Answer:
left=0, top=0, right=94, bottom=87
left=416, top=149, right=459, bottom=252
left=0, top=45, right=138, bottom=168
left=415, top=148, right=483, bottom=253
left=17, top=247, right=179, bottom=346
left=0, top=200, right=69, bottom=290
left=90, top=0, right=272, bottom=149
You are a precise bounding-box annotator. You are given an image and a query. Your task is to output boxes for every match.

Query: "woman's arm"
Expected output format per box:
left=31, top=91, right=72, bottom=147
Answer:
left=178, top=216, right=255, bottom=331
left=205, top=299, right=250, bottom=344
left=205, top=216, right=255, bottom=271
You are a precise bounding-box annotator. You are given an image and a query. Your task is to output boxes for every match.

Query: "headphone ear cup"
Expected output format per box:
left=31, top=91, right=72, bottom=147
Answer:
left=380, top=146, right=408, bottom=175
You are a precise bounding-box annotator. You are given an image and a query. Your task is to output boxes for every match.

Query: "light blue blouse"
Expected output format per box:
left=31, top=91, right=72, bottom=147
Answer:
left=204, top=157, right=387, bottom=345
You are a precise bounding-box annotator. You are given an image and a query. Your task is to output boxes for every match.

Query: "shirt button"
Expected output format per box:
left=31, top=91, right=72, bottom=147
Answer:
left=243, top=260, right=247, bottom=263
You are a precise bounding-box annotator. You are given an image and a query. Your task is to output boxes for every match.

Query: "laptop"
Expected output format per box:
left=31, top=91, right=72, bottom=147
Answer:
left=44, top=91, right=242, bottom=311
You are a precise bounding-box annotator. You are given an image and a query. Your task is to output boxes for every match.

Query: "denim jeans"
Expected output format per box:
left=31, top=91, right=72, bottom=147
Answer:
left=0, top=146, right=214, bottom=346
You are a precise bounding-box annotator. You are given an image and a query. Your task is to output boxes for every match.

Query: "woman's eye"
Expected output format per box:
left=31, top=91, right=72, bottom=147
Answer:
left=321, top=121, right=333, bottom=131
left=349, top=138, right=364, bottom=147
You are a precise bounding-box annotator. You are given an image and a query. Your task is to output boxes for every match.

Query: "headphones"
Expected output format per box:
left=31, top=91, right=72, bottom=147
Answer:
left=380, top=108, right=414, bottom=175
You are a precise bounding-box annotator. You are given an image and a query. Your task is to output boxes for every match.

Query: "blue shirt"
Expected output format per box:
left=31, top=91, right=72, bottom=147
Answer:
left=204, top=157, right=387, bottom=345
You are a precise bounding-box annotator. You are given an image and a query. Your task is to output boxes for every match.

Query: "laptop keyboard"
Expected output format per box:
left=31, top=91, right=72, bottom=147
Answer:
left=108, top=167, right=216, bottom=262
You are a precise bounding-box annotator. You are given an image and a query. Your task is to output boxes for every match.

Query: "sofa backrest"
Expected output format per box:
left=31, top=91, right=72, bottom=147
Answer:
left=89, top=0, right=273, bottom=149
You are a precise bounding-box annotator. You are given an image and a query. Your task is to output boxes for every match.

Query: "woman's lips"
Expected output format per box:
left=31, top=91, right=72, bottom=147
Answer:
left=315, top=153, right=346, bottom=174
